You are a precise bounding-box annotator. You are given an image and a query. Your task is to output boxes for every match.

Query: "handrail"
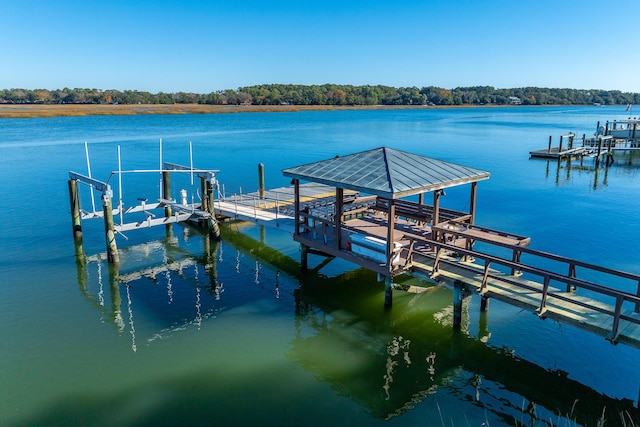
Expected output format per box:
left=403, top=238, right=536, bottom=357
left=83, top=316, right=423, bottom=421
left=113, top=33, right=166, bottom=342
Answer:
left=436, top=225, right=640, bottom=283
left=423, top=238, right=640, bottom=340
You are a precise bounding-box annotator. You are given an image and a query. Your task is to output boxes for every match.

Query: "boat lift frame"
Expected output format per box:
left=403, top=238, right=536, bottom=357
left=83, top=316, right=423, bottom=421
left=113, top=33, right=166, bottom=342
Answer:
left=68, top=141, right=220, bottom=265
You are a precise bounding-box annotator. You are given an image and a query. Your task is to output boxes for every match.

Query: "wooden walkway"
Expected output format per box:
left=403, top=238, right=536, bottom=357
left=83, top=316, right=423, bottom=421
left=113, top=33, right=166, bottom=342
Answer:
left=213, top=187, right=640, bottom=349
left=411, top=250, right=640, bottom=349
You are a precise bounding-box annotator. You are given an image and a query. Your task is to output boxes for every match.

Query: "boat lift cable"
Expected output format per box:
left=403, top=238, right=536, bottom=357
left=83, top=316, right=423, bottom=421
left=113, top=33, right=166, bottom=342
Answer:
left=84, top=142, right=97, bottom=213
left=118, top=145, right=124, bottom=227
left=190, top=141, right=195, bottom=213
left=159, top=138, right=163, bottom=201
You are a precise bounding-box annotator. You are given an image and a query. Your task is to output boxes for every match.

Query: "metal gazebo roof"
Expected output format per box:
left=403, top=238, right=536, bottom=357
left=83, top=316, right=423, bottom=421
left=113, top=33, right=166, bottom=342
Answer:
left=282, top=147, right=490, bottom=199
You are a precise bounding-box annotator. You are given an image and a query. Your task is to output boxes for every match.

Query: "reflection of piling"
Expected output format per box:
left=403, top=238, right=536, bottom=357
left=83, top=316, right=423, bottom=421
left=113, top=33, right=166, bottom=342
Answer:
left=384, top=276, right=393, bottom=308
left=102, top=193, right=119, bottom=264
left=68, top=179, right=83, bottom=239
left=108, top=263, right=123, bottom=330
left=204, top=234, right=220, bottom=289
left=453, top=280, right=464, bottom=328
left=74, top=239, right=87, bottom=292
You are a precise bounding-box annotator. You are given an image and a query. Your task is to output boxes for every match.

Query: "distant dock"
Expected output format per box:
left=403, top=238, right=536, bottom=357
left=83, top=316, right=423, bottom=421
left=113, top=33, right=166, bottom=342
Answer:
left=530, top=132, right=616, bottom=166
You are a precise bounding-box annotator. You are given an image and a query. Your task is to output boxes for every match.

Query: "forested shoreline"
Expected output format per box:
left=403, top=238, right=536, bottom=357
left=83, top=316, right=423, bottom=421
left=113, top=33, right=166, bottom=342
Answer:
left=1, top=84, right=638, bottom=106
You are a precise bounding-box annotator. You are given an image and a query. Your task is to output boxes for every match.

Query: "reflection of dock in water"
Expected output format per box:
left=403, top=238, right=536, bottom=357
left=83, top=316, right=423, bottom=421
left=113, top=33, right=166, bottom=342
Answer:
left=76, top=225, right=639, bottom=425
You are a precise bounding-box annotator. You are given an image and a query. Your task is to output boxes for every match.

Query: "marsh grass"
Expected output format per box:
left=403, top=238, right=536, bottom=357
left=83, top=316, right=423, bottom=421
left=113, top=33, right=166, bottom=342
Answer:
left=0, top=103, right=427, bottom=118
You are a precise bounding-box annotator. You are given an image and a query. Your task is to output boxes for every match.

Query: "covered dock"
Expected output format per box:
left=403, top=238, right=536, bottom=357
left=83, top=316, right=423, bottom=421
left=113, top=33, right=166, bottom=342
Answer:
left=282, top=147, right=508, bottom=307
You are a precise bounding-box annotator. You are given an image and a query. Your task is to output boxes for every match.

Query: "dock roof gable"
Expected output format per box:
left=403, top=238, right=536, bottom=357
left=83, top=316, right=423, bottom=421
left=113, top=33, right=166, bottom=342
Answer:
left=282, top=147, right=490, bottom=199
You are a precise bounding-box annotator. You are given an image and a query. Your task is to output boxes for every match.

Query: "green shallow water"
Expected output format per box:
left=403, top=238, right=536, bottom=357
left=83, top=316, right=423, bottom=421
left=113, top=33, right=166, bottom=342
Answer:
left=1, top=106, right=639, bottom=426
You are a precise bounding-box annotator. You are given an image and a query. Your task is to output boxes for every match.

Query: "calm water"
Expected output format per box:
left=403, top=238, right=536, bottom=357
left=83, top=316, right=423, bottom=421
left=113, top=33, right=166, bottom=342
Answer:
left=1, top=106, right=639, bottom=426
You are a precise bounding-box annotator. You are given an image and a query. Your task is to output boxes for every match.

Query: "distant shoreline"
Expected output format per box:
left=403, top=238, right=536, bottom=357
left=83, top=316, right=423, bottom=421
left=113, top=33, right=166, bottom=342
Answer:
left=0, top=103, right=507, bottom=118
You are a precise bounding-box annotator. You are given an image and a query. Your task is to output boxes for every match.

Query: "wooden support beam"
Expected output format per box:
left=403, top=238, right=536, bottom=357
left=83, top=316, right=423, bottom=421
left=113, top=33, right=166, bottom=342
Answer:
left=386, top=199, right=395, bottom=272
left=293, top=179, right=300, bottom=236
left=335, top=187, right=343, bottom=250
left=469, top=182, right=477, bottom=225
left=432, top=190, right=441, bottom=241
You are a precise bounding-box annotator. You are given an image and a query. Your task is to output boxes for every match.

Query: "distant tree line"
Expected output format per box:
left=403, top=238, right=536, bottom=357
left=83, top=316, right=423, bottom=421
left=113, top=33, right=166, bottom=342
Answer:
left=1, top=85, right=639, bottom=106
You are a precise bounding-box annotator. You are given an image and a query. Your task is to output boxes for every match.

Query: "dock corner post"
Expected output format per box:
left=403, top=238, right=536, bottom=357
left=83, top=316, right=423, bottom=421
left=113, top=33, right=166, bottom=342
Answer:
left=558, top=135, right=563, bottom=153
left=68, top=179, right=83, bottom=239
left=258, top=163, right=265, bottom=199
left=200, top=176, right=208, bottom=212
left=547, top=135, right=552, bottom=153
left=384, top=276, right=393, bottom=309
left=102, top=191, right=119, bottom=265
left=205, top=178, right=221, bottom=240
left=162, top=170, right=172, bottom=217
left=453, top=280, right=464, bottom=329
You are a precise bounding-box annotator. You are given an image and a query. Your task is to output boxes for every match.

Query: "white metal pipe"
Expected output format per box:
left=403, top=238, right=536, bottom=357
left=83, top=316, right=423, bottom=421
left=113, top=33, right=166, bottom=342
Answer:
left=84, top=141, right=97, bottom=213
left=118, top=145, right=124, bottom=226
left=159, top=138, right=163, bottom=200
left=189, top=141, right=194, bottom=212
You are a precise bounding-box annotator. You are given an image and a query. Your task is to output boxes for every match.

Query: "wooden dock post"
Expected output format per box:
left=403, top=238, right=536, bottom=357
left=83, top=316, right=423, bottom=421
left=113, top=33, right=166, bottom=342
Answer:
left=258, top=163, right=265, bottom=199
left=202, top=176, right=221, bottom=239
left=162, top=170, right=172, bottom=217
left=200, top=176, right=209, bottom=212
left=558, top=135, right=564, bottom=153
left=384, top=276, right=393, bottom=308
left=547, top=135, right=552, bottom=153
left=596, top=137, right=603, bottom=167
left=68, top=179, right=83, bottom=239
left=102, top=193, right=119, bottom=264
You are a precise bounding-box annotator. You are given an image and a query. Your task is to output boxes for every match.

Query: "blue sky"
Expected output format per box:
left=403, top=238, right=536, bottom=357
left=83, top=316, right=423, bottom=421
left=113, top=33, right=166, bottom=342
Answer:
left=3, top=0, right=639, bottom=93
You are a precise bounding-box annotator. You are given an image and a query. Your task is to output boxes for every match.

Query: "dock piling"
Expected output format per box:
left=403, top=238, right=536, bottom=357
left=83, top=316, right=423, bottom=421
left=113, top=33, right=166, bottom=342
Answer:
left=68, top=179, right=82, bottom=239
left=163, top=170, right=172, bottom=217
left=102, top=192, right=119, bottom=265
left=258, top=163, right=265, bottom=199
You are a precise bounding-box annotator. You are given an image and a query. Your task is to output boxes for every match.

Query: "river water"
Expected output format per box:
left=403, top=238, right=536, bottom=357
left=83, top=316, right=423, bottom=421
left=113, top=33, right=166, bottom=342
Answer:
left=1, top=106, right=639, bottom=426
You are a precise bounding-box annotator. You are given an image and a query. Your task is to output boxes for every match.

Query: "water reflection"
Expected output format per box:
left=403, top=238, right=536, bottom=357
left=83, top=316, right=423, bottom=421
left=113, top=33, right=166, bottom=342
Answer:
left=72, top=224, right=639, bottom=426
left=289, top=265, right=638, bottom=424
left=536, top=150, right=640, bottom=189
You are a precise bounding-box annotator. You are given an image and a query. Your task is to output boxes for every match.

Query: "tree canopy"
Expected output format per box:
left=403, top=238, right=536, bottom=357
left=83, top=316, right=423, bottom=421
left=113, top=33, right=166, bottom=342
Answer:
left=1, top=85, right=638, bottom=107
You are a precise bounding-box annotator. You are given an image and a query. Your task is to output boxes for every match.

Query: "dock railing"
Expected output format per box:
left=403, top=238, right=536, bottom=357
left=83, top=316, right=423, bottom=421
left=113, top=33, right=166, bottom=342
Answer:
left=421, top=235, right=640, bottom=342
